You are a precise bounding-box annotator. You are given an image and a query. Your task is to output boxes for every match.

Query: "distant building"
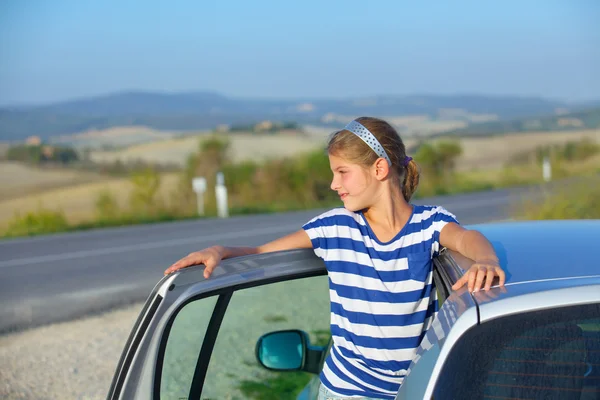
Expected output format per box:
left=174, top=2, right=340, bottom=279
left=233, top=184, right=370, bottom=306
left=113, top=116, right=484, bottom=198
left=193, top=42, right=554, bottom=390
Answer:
left=255, top=120, right=274, bottom=132
left=42, top=145, right=55, bottom=158
left=25, top=136, right=42, bottom=146
left=296, top=103, right=315, bottom=112
left=557, top=118, right=584, bottom=128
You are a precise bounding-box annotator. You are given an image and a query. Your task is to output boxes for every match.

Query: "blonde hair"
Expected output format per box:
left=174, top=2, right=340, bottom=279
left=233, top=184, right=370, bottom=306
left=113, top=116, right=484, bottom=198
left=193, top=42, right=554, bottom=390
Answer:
left=327, top=116, right=419, bottom=202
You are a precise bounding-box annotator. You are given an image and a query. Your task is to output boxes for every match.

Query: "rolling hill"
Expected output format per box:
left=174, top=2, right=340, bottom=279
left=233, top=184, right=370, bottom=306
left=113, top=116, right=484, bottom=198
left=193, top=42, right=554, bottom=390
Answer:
left=2, top=91, right=597, bottom=141
left=437, top=107, right=600, bottom=137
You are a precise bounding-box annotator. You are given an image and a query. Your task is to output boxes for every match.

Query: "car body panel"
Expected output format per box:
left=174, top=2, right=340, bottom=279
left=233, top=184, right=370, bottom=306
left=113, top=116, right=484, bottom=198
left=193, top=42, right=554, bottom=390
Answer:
left=475, top=279, right=600, bottom=322
left=396, top=288, right=478, bottom=399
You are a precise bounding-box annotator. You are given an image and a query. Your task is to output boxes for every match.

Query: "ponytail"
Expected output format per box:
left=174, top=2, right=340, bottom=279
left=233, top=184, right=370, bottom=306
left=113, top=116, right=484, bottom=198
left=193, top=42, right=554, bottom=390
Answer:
left=401, top=159, right=420, bottom=202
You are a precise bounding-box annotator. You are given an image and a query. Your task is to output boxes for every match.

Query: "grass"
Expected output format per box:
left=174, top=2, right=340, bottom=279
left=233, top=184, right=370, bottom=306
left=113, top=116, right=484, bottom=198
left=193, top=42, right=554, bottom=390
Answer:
left=263, top=315, right=289, bottom=323
left=238, top=371, right=314, bottom=400
left=237, top=329, right=331, bottom=400
left=514, top=176, right=600, bottom=220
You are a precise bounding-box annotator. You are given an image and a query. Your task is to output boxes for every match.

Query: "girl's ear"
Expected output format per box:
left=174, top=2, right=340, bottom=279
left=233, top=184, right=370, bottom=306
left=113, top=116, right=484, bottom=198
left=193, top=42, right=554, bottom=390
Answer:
left=373, top=157, right=391, bottom=181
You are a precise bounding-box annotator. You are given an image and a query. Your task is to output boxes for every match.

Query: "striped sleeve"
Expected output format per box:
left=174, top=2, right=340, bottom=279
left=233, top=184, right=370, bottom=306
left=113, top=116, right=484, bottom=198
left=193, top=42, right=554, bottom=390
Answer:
left=431, top=206, right=459, bottom=256
left=302, top=212, right=328, bottom=251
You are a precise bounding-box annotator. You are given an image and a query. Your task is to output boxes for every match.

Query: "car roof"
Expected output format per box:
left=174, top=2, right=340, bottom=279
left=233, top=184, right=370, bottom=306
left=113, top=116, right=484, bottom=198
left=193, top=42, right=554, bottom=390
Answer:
left=462, top=220, right=600, bottom=321
left=466, top=219, right=600, bottom=285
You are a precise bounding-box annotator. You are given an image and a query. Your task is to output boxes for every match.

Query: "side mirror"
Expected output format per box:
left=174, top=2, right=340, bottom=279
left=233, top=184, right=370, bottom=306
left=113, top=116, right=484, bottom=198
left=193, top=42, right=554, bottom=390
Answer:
left=255, top=329, right=326, bottom=374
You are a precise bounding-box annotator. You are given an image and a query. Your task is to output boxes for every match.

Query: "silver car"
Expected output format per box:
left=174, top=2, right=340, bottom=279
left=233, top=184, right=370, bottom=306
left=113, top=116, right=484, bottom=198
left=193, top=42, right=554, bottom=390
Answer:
left=107, top=220, right=600, bottom=399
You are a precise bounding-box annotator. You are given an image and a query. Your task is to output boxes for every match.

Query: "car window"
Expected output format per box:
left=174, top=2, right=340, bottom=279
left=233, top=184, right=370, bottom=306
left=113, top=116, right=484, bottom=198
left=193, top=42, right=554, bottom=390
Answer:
left=159, top=295, right=218, bottom=400
left=432, top=302, right=600, bottom=400
left=201, top=275, right=331, bottom=399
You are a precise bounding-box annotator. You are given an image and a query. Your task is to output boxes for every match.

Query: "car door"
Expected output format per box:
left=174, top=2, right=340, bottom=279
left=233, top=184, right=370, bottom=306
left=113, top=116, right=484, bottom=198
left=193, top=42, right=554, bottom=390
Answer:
left=106, top=248, right=330, bottom=400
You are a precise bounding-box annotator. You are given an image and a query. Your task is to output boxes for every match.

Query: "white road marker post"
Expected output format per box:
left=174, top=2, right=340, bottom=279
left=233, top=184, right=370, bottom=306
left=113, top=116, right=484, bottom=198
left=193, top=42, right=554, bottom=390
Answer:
left=542, top=156, right=552, bottom=182
left=215, top=172, right=229, bottom=218
left=192, top=177, right=207, bottom=216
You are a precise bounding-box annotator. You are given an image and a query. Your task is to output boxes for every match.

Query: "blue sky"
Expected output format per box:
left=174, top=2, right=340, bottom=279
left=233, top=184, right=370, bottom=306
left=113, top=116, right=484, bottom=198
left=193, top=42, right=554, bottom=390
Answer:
left=0, top=0, right=599, bottom=106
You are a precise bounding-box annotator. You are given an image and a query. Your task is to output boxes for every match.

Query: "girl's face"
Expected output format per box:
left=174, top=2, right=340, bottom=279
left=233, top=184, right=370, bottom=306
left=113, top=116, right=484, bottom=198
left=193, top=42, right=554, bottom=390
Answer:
left=329, top=153, right=376, bottom=211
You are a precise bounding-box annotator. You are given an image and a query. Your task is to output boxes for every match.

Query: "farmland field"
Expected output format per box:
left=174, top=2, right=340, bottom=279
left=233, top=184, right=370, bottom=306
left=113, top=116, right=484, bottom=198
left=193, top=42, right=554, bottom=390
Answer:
left=89, top=131, right=325, bottom=166
left=1, top=128, right=598, bottom=232
left=453, top=129, right=600, bottom=171
left=0, top=171, right=181, bottom=230
left=0, top=162, right=108, bottom=201
left=87, top=128, right=600, bottom=171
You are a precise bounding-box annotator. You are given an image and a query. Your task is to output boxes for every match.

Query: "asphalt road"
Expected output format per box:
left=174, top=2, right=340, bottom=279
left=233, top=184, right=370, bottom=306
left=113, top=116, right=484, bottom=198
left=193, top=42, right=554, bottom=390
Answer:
left=0, top=185, right=547, bottom=333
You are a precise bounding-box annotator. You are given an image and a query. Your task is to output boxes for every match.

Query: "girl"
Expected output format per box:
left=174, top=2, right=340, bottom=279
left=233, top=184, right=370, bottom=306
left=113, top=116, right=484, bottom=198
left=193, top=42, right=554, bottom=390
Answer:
left=165, top=116, right=505, bottom=400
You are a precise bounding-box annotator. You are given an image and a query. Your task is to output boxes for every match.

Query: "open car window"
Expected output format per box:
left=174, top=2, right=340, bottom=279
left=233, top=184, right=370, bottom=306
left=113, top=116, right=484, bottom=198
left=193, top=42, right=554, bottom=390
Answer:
left=160, top=296, right=219, bottom=399
left=156, top=274, right=331, bottom=400
left=202, top=275, right=331, bottom=399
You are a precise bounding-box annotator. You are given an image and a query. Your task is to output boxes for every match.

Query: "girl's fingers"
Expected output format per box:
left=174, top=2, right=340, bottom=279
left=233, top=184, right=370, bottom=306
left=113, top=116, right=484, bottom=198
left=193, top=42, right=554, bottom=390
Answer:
left=472, top=267, right=487, bottom=292
left=203, top=256, right=219, bottom=278
left=451, top=274, right=468, bottom=290
left=496, top=267, right=506, bottom=286
left=164, top=252, right=205, bottom=275
left=484, top=268, right=496, bottom=291
left=467, top=269, right=478, bottom=293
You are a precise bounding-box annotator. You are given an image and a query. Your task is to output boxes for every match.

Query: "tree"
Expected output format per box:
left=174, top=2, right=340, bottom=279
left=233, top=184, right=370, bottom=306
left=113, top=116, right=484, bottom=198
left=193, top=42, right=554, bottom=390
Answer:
left=129, top=168, right=162, bottom=215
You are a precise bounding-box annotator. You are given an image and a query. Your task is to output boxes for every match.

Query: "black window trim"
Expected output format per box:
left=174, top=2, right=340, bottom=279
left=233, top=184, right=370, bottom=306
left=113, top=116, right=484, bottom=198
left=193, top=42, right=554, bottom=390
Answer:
left=433, top=247, right=463, bottom=304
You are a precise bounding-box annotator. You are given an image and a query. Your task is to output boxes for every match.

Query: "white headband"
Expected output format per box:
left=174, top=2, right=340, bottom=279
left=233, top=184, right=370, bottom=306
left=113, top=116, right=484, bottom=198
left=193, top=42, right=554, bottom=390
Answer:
left=344, top=120, right=392, bottom=166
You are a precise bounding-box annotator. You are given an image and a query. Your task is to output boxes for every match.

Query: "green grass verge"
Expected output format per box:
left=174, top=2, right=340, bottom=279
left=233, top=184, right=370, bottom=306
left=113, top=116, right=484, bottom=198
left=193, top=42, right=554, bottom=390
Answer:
left=3, top=170, right=598, bottom=239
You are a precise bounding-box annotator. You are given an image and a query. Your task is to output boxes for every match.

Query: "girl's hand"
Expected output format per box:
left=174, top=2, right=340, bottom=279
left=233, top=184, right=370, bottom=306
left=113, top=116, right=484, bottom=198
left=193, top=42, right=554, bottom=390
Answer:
left=164, top=246, right=224, bottom=278
left=451, top=260, right=506, bottom=293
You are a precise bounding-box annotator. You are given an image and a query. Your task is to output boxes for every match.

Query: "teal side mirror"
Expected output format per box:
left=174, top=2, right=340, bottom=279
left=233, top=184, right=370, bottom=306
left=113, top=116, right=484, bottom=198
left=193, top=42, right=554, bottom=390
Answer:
left=256, top=329, right=306, bottom=371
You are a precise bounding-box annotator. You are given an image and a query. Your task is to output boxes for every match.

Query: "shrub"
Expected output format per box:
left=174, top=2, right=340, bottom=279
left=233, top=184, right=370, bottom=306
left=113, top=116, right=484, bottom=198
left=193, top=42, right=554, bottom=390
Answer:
left=515, top=178, right=600, bottom=220
left=95, top=189, right=120, bottom=220
left=5, top=208, right=69, bottom=237
left=129, top=168, right=162, bottom=215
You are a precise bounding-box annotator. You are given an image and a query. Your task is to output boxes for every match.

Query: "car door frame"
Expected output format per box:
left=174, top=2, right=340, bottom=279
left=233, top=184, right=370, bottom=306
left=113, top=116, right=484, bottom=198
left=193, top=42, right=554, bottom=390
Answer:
left=106, top=248, right=329, bottom=400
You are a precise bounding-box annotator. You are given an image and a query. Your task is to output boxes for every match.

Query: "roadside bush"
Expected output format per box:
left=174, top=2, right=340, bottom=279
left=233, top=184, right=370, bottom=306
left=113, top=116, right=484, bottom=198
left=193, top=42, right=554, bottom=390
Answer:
left=129, top=168, right=163, bottom=216
left=515, top=178, right=600, bottom=220
left=95, top=189, right=120, bottom=220
left=5, top=208, right=69, bottom=237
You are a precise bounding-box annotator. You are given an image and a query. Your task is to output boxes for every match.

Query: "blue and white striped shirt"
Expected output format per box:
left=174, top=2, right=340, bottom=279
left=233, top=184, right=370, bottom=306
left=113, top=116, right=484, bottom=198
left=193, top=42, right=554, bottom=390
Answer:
left=302, top=205, right=459, bottom=399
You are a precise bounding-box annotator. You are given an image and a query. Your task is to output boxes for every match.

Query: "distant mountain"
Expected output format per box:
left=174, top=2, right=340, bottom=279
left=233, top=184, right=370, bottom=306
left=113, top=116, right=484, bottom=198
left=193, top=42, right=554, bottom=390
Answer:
left=436, top=107, right=600, bottom=137
left=1, top=91, right=597, bottom=141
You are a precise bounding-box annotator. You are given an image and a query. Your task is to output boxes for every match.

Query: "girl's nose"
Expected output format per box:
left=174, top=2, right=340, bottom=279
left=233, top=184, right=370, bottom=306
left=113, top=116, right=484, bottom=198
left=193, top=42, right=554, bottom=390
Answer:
left=330, top=178, right=340, bottom=191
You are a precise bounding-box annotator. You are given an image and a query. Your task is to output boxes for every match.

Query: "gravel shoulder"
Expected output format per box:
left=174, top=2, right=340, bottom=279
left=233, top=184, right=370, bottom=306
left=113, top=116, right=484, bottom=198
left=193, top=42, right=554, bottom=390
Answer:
left=0, top=303, right=143, bottom=400
left=0, top=274, right=331, bottom=400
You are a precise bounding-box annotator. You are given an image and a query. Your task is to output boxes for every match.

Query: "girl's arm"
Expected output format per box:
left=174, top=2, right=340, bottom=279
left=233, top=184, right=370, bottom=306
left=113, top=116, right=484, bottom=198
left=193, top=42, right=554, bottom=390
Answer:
left=164, top=229, right=312, bottom=277
left=439, top=222, right=506, bottom=292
